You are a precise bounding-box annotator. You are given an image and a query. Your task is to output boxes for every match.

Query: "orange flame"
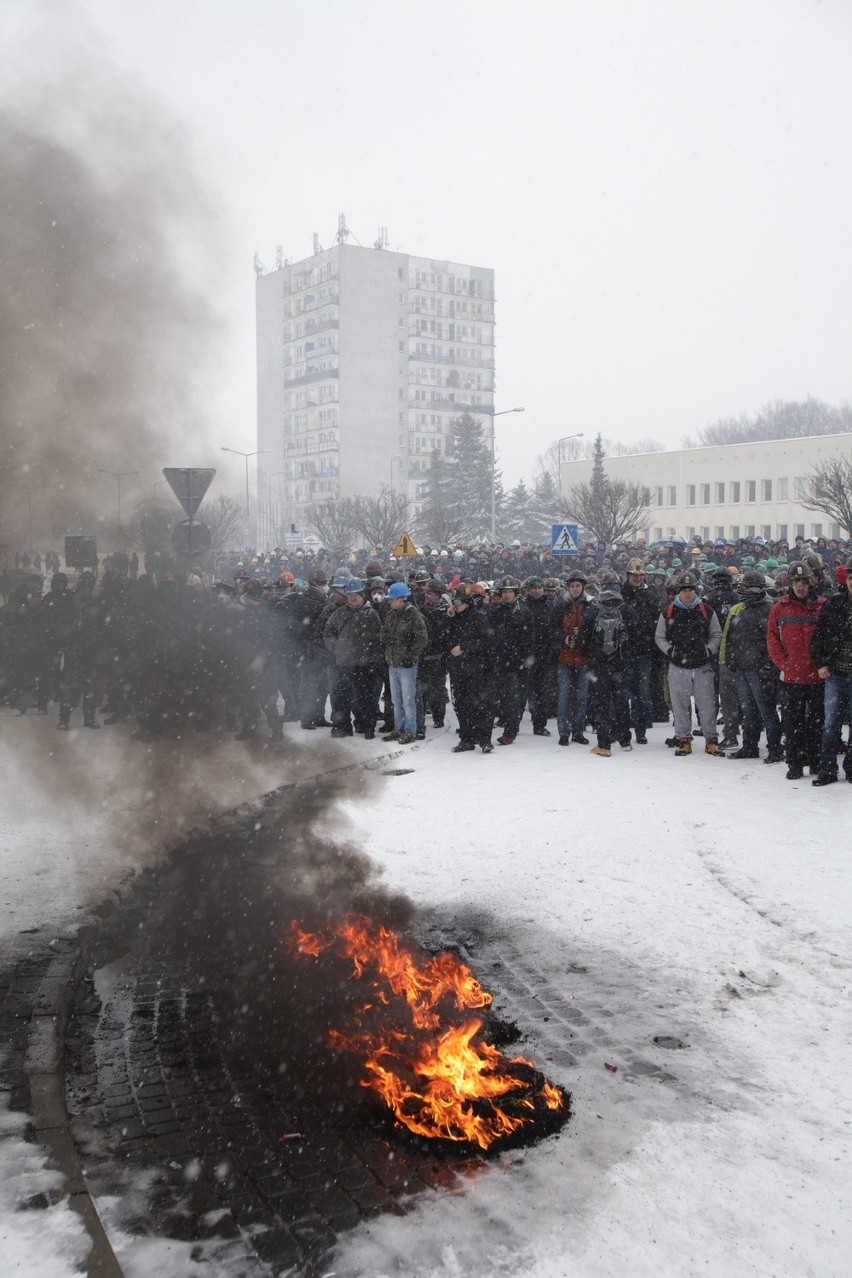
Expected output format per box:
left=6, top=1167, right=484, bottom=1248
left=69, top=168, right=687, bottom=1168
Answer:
left=287, top=916, right=566, bottom=1150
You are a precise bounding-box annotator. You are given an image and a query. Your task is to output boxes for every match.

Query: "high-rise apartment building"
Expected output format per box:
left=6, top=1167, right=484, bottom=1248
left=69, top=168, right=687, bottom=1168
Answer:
left=256, top=241, right=495, bottom=542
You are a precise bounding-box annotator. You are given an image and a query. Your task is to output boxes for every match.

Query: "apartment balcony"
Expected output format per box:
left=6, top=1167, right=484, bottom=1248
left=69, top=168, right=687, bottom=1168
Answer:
left=285, top=367, right=339, bottom=386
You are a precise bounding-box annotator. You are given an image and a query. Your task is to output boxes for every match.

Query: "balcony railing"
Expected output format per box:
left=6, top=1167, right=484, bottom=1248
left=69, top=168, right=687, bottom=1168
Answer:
left=285, top=367, right=339, bottom=386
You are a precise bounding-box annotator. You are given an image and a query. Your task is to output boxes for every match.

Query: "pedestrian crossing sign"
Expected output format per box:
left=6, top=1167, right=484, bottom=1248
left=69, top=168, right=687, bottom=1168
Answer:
left=551, top=523, right=579, bottom=555
left=393, top=531, right=417, bottom=557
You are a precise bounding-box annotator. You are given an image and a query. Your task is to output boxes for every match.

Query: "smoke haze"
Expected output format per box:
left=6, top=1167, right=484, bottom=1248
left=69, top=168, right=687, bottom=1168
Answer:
left=0, top=8, right=225, bottom=546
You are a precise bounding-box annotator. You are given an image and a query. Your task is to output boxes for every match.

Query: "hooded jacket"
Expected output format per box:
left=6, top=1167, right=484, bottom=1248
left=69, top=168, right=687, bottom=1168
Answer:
left=766, top=591, right=825, bottom=684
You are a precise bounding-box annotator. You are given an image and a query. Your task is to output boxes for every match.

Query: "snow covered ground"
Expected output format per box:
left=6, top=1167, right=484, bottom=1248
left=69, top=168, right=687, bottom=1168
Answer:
left=1, top=709, right=850, bottom=1277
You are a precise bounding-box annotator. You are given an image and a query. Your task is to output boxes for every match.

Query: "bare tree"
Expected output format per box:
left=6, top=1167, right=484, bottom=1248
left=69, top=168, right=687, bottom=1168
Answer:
left=124, top=500, right=175, bottom=556
left=798, top=455, right=852, bottom=537
left=682, top=397, right=852, bottom=449
left=350, top=486, right=411, bottom=551
left=304, top=497, right=360, bottom=560
left=202, top=493, right=246, bottom=552
left=564, top=434, right=650, bottom=546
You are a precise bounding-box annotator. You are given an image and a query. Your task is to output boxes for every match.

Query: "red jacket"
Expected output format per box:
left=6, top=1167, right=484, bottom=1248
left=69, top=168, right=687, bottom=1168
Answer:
left=767, top=594, right=824, bottom=684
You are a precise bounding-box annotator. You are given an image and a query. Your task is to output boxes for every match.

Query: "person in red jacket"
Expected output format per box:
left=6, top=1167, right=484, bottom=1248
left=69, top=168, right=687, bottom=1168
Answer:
left=767, top=562, right=825, bottom=780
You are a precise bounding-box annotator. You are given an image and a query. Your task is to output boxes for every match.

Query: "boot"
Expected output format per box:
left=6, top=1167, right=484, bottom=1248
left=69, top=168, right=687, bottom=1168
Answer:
left=674, top=737, right=692, bottom=756
left=590, top=745, right=611, bottom=757
left=452, top=741, right=475, bottom=753
left=704, top=738, right=724, bottom=756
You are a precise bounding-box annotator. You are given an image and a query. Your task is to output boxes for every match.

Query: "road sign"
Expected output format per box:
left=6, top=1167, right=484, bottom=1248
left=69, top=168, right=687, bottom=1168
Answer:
left=171, top=519, right=212, bottom=557
left=551, top=523, right=579, bottom=555
left=392, top=531, right=417, bottom=557
left=162, top=468, right=216, bottom=517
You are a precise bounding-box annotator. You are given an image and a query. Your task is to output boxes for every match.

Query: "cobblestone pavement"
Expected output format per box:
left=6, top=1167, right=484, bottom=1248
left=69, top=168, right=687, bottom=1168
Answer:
left=4, top=777, right=690, bottom=1276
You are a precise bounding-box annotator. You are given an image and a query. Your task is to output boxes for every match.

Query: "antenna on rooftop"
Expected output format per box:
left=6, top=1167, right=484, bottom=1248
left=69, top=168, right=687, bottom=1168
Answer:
left=374, top=226, right=388, bottom=250
left=274, top=245, right=283, bottom=270
left=336, top=212, right=350, bottom=244
left=253, top=251, right=266, bottom=277
left=313, top=232, right=323, bottom=255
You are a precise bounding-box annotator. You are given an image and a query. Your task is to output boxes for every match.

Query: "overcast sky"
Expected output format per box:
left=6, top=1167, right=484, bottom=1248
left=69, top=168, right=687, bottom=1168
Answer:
left=7, top=0, right=852, bottom=489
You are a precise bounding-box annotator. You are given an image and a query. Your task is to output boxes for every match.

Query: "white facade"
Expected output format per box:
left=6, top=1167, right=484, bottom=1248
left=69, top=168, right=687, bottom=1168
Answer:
left=256, top=243, right=494, bottom=543
left=560, top=434, right=852, bottom=543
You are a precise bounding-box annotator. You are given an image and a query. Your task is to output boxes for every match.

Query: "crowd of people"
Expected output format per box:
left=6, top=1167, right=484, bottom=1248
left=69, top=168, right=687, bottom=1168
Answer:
left=2, top=531, right=851, bottom=788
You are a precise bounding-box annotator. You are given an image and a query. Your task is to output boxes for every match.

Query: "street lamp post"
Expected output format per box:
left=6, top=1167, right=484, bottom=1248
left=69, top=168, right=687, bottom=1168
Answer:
left=97, top=469, right=139, bottom=532
left=268, top=470, right=287, bottom=547
left=221, top=447, right=271, bottom=545
left=491, top=408, right=525, bottom=542
left=557, top=433, right=585, bottom=506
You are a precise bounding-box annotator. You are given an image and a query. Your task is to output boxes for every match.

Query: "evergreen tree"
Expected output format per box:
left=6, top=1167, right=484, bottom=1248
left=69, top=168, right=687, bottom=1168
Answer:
left=418, top=449, right=466, bottom=546
left=449, top=411, right=493, bottom=537
left=528, top=471, right=559, bottom=542
left=564, top=433, right=650, bottom=547
left=501, top=480, right=533, bottom=541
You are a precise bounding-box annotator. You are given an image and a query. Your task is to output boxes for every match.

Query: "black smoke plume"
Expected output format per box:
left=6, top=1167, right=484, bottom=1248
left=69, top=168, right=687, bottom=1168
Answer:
left=0, top=16, right=224, bottom=546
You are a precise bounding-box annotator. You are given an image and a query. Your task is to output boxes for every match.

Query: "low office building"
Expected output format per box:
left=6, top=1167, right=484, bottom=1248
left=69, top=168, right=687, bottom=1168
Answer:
left=561, top=433, right=852, bottom=543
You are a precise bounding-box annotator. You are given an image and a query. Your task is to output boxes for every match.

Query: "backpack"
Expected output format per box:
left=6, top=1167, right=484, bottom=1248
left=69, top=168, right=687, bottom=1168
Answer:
left=595, top=609, right=624, bottom=657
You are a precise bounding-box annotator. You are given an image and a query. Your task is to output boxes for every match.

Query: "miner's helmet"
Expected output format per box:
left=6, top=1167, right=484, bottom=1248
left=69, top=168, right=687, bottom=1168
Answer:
left=788, top=562, right=813, bottom=583
left=625, top=558, right=646, bottom=575
left=387, top=581, right=411, bottom=599
left=498, top=575, right=520, bottom=591
left=345, top=578, right=366, bottom=594
left=678, top=571, right=699, bottom=589
left=452, top=583, right=474, bottom=605
left=567, top=569, right=587, bottom=584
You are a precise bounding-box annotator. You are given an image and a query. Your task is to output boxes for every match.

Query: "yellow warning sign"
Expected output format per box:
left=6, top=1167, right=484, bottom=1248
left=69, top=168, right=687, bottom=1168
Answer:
left=392, top=531, right=417, bottom=557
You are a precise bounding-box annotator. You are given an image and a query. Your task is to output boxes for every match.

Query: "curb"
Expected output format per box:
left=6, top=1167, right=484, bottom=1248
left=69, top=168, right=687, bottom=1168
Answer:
left=23, top=734, right=431, bottom=1274
left=26, top=927, right=124, bottom=1277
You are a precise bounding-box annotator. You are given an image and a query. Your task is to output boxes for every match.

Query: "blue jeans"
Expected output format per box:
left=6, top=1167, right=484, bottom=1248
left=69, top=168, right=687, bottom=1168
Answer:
left=627, top=656, right=653, bottom=734
left=818, top=674, right=852, bottom=779
left=389, top=665, right=418, bottom=735
left=736, top=668, right=781, bottom=752
left=557, top=665, right=589, bottom=737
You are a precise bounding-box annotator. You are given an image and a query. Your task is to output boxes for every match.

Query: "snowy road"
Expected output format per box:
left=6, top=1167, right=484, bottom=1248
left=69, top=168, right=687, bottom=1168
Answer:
left=1, top=713, right=850, bottom=1277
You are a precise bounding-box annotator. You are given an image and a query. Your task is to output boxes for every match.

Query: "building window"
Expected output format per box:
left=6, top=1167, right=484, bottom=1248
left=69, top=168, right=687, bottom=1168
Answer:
left=746, top=481, right=756, bottom=503
left=701, top=484, right=710, bottom=505
left=795, top=477, right=806, bottom=500
left=795, top=524, right=805, bottom=539
left=745, top=525, right=755, bottom=538
left=715, top=483, right=725, bottom=504
left=812, top=523, right=822, bottom=538
left=668, top=485, right=677, bottom=506
left=731, top=525, right=739, bottom=540
left=778, top=478, right=788, bottom=501
left=715, top=526, right=725, bottom=539
left=731, top=481, right=741, bottom=503
left=762, top=525, right=772, bottom=539
left=762, top=479, right=772, bottom=501
left=778, top=524, right=788, bottom=542
left=655, top=486, right=663, bottom=506
left=686, top=484, right=696, bottom=506
left=654, top=527, right=663, bottom=542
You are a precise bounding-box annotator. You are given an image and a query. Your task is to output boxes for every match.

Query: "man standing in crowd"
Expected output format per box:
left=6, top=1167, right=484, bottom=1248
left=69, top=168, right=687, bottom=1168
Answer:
left=444, top=583, right=493, bottom=753
left=767, top=562, right=825, bottom=780
left=810, top=556, right=852, bottom=786
left=579, top=584, right=637, bottom=757
left=551, top=568, right=590, bottom=746
left=323, top=578, right=383, bottom=739
left=620, top=558, right=659, bottom=744
left=720, top=571, right=783, bottom=763
left=655, top=572, right=724, bottom=757
left=490, top=576, right=534, bottom=746
left=381, top=581, right=427, bottom=745
left=522, top=576, right=556, bottom=737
